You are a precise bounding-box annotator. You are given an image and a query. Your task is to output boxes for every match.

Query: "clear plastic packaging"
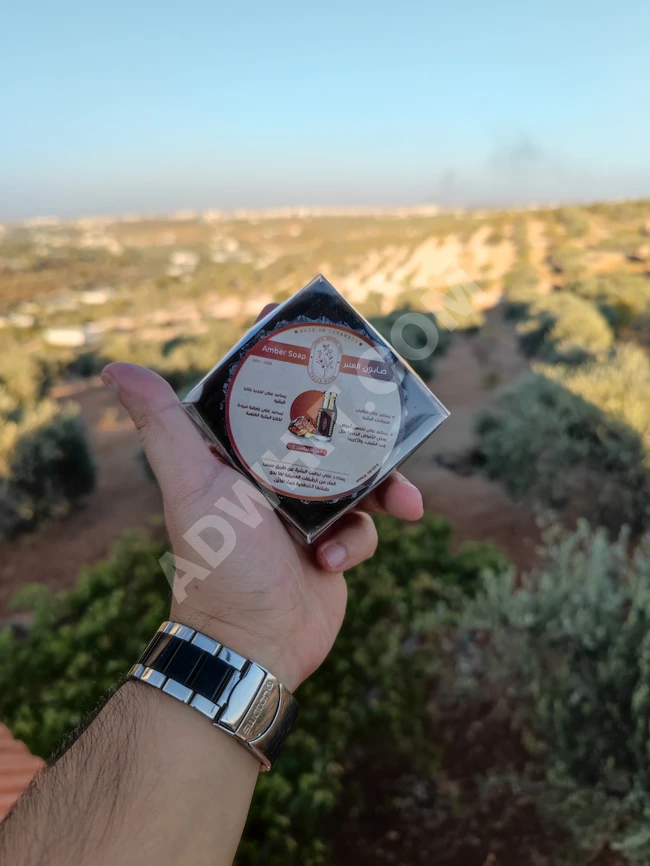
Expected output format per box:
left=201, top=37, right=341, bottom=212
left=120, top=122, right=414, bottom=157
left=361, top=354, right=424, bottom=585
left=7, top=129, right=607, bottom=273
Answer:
left=183, top=275, right=449, bottom=543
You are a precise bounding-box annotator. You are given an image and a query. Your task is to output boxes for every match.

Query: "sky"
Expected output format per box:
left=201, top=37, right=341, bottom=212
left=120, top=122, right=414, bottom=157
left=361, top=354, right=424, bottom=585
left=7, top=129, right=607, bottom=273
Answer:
left=1, top=0, right=650, bottom=220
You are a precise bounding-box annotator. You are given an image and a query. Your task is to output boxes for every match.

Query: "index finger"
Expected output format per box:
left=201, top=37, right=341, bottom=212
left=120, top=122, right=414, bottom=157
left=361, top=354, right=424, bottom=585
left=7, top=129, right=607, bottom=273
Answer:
left=361, top=472, right=424, bottom=521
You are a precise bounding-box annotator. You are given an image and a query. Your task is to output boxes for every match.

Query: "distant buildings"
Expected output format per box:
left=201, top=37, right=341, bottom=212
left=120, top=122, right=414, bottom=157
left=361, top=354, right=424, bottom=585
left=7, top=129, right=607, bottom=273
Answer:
left=202, top=209, right=225, bottom=223
left=209, top=236, right=255, bottom=264
left=0, top=313, right=35, bottom=329
left=22, top=216, right=62, bottom=228
left=43, top=326, right=99, bottom=348
left=167, top=250, right=200, bottom=278
left=79, top=287, right=115, bottom=305
left=78, top=230, right=123, bottom=255
left=45, top=292, right=81, bottom=313
left=171, top=209, right=198, bottom=221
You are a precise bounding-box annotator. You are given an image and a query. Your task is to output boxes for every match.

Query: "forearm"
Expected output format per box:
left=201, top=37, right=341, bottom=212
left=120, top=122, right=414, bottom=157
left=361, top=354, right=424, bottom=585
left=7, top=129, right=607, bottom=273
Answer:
left=0, top=681, right=258, bottom=866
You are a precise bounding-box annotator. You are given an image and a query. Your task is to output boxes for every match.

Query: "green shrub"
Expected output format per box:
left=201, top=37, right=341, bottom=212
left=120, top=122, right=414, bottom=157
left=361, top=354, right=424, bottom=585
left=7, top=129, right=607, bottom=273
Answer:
left=511, top=217, right=531, bottom=259
left=476, top=351, right=650, bottom=534
left=458, top=521, right=650, bottom=861
left=101, top=322, right=238, bottom=392
left=557, top=206, right=590, bottom=239
left=0, top=332, right=97, bottom=403
left=64, top=349, right=104, bottom=378
left=0, top=515, right=504, bottom=864
left=370, top=307, right=451, bottom=381
left=569, top=272, right=650, bottom=331
left=0, top=532, right=169, bottom=754
left=485, top=228, right=505, bottom=246
left=502, top=261, right=540, bottom=319
left=0, top=345, right=55, bottom=405
left=543, top=344, right=650, bottom=454
left=516, top=292, right=613, bottom=364
left=548, top=243, right=587, bottom=280
left=0, top=398, right=96, bottom=537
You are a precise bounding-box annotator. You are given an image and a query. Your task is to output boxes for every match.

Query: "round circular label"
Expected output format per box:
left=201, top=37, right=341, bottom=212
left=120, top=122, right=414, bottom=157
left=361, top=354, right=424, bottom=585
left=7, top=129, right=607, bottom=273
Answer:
left=226, top=323, right=403, bottom=501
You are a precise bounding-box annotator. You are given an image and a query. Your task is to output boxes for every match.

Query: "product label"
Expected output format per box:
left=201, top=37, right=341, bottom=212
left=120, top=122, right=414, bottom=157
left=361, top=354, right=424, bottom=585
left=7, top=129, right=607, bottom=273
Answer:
left=226, top=323, right=402, bottom=501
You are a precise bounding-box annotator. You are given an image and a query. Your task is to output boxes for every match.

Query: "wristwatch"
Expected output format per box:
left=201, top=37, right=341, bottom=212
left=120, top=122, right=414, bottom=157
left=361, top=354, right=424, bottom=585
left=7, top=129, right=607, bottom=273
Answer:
left=128, top=621, right=299, bottom=771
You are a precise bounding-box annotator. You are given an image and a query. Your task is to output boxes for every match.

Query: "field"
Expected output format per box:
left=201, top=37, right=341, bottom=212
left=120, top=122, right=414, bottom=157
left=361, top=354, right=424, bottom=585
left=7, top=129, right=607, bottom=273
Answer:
left=2, top=200, right=650, bottom=863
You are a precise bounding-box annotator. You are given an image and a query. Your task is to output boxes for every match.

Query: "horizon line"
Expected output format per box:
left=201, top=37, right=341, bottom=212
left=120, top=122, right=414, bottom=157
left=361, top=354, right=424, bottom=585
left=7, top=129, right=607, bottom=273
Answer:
left=5, top=195, right=650, bottom=229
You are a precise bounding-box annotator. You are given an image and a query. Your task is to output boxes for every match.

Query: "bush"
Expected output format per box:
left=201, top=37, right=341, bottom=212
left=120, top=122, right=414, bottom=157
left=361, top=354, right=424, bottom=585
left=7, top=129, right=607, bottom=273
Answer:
left=511, top=217, right=531, bottom=258
left=543, top=344, right=650, bottom=453
left=0, top=515, right=505, bottom=864
left=476, top=349, right=650, bottom=534
left=0, top=398, right=96, bottom=537
left=569, top=272, right=650, bottom=331
left=370, top=307, right=452, bottom=381
left=458, top=521, right=650, bottom=861
left=548, top=243, right=587, bottom=280
left=101, top=322, right=238, bottom=392
left=516, top=292, right=613, bottom=364
left=485, top=228, right=505, bottom=246
left=557, top=206, right=590, bottom=239
left=0, top=344, right=56, bottom=405
left=502, top=261, right=539, bottom=319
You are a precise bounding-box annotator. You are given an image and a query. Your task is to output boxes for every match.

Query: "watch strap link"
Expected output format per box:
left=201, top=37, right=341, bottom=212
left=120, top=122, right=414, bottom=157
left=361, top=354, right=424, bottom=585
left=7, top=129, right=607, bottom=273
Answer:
left=128, top=621, right=299, bottom=771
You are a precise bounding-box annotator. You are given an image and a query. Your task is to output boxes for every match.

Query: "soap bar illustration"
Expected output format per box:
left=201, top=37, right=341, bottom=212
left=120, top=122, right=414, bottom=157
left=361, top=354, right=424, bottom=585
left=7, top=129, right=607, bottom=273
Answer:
left=288, top=415, right=317, bottom=437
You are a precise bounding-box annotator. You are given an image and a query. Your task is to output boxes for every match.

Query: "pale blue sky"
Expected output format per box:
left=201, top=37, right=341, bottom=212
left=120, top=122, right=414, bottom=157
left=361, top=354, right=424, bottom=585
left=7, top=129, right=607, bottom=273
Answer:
left=1, top=0, right=649, bottom=219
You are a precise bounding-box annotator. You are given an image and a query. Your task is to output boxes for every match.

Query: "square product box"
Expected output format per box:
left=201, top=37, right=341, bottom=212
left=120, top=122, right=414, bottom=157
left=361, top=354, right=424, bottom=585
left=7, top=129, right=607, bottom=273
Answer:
left=182, top=275, right=449, bottom=543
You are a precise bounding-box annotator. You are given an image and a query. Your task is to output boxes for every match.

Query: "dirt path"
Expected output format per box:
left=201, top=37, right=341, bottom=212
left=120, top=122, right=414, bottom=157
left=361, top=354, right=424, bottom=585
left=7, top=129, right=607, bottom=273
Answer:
left=0, top=378, right=163, bottom=615
left=402, top=308, right=542, bottom=571
left=526, top=218, right=553, bottom=293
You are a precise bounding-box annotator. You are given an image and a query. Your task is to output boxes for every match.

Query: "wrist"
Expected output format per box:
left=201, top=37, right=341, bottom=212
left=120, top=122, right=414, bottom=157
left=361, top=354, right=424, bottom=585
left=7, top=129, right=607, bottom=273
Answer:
left=169, top=603, right=302, bottom=692
left=132, top=618, right=301, bottom=771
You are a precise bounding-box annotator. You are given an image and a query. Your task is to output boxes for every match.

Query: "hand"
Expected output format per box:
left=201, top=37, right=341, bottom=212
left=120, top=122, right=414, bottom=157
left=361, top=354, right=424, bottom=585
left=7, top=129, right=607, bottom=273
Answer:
left=102, top=352, right=422, bottom=693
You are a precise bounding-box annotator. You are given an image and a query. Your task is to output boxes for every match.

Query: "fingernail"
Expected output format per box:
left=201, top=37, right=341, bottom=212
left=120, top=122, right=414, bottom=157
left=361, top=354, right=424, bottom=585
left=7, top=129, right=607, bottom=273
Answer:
left=396, top=472, right=418, bottom=489
left=321, top=542, right=347, bottom=570
left=101, top=371, right=119, bottom=393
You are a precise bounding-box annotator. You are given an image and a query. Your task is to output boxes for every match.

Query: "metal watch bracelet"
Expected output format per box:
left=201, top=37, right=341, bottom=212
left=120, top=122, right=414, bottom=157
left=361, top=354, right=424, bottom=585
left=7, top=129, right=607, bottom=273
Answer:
left=127, top=621, right=299, bottom=771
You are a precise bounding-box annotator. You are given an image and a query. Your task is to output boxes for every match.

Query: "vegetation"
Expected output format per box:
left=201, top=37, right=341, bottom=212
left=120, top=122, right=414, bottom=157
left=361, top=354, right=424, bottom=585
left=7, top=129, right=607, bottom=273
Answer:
left=458, top=520, right=650, bottom=862
left=7, top=201, right=650, bottom=859
left=0, top=395, right=96, bottom=538
left=370, top=307, right=452, bottom=381
left=0, top=326, right=98, bottom=538
left=569, top=272, right=650, bottom=331
left=0, top=515, right=504, bottom=864
left=556, top=206, right=591, bottom=239
left=476, top=349, right=650, bottom=534
left=100, top=323, right=238, bottom=392
left=516, top=291, right=613, bottom=364
left=0, top=333, right=61, bottom=405
left=502, top=260, right=539, bottom=318
left=548, top=242, right=587, bottom=280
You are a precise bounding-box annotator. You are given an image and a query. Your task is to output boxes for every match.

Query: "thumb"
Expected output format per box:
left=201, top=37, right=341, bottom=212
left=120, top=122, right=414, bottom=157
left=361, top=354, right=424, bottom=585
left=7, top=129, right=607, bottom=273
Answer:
left=101, top=362, right=223, bottom=501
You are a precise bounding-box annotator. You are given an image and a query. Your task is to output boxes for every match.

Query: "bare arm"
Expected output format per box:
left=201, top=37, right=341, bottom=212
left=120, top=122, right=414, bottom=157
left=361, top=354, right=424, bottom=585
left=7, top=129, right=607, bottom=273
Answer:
left=0, top=682, right=258, bottom=866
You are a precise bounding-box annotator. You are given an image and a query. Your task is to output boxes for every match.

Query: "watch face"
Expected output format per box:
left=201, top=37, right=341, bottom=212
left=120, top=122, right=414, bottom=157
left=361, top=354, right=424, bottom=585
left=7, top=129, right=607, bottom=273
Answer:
left=183, top=274, right=449, bottom=543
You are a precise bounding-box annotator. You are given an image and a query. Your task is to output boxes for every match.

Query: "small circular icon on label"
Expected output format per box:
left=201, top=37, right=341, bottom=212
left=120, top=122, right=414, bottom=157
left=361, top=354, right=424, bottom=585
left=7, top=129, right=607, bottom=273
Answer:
left=308, top=336, right=343, bottom=384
